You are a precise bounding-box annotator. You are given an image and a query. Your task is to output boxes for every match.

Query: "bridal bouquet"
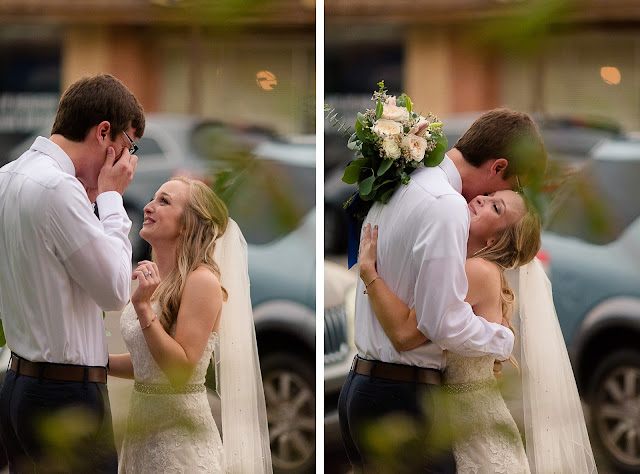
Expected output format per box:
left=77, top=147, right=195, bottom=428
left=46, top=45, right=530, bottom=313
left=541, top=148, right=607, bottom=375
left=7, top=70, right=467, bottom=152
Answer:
left=341, top=81, right=448, bottom=221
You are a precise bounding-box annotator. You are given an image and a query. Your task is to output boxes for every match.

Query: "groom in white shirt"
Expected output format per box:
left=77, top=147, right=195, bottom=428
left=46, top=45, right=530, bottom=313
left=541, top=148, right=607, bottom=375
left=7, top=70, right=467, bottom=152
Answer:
left=0, top=74, right=144, bottom=473
left=338, top=108, right=547, bottom=473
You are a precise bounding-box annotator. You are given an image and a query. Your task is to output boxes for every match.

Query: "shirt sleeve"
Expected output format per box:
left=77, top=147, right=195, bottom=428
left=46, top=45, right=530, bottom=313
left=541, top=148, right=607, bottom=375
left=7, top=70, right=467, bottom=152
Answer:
left=412, top=194, right=514, bottom=360
left=47, top=178, right=132, bottom=311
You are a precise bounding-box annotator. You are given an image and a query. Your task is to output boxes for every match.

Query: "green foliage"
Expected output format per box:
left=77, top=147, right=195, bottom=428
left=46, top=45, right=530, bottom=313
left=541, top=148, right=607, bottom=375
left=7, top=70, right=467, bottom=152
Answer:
left=396, top=93, right=413, bottom=113
left=324, top=104, right=353, bottom=137
left=470, top=0, right=576, bottom=55
left=424, top=133, right=448, bottom=168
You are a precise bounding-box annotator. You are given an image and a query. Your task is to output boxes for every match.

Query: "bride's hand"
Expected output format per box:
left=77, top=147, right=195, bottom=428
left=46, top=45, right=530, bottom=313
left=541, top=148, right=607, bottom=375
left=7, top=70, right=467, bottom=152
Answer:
left=359, top=223, right=379, bottom=285
left=131, top=260, right=161, bottom=310
left=493, top=360, right=503, bottom=379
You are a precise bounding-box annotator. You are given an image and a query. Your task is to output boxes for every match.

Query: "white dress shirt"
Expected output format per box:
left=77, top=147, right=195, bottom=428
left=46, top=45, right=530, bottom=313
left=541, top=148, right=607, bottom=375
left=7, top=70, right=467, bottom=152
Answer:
left=354, top=155, right=515, bottom=368
left=0, top=137, right=132, bottom=366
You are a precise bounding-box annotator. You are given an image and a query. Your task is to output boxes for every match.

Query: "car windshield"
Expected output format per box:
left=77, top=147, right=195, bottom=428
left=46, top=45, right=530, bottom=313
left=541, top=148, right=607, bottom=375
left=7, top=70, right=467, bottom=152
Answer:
left=216, top=158, right=316, bottom=245
left=544, top=150, right=640, bottom=244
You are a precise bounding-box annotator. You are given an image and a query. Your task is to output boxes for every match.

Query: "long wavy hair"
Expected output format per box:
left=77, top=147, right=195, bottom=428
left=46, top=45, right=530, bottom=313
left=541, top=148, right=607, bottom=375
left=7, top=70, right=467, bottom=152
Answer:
left=152, top=177, right=229, bottom=332
left=472, top=196, right=541, bottom=371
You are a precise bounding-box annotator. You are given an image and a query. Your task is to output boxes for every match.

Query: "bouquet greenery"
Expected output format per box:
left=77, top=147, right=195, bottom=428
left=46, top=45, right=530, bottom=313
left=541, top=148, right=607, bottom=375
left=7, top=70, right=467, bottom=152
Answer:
left=341, top=81, right=448, bottom=221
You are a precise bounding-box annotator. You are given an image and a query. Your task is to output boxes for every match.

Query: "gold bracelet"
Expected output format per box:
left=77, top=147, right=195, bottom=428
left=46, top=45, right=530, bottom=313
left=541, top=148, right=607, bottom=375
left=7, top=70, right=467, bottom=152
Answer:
left=363, top=276, right=381, bottom=294
left=141, top=314, right=158, bottom=330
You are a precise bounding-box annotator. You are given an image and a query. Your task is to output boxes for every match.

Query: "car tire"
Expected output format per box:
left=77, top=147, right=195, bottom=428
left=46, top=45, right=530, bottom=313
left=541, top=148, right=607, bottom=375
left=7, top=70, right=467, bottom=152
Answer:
left=261, top=352, right=315, bottom=474
left=588, top=349, right=640, bottom=473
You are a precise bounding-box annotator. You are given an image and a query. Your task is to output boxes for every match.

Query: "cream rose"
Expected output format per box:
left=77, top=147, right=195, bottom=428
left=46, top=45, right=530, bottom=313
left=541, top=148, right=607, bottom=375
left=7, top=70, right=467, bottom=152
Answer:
left=372, top=119, right=403, bottom=138
left=381, top=103, right=410, bottom=122
left=402, top=134, right=428, bottom=161
left=381, top=137, right=402, bottom=160
left=385, top=96, right=397, bottom=106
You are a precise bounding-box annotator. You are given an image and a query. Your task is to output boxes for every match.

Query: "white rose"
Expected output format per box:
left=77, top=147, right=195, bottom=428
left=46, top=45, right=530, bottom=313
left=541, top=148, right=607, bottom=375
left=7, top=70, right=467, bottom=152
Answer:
left=381, top=103, right=410, bottom=122
left=385, top=96, right=397, bottom=106
left=371, top=119, right=403, bottom=137
left=382, top=137, right=401, bottom=160
left=402, top=134, right=428, bottom=161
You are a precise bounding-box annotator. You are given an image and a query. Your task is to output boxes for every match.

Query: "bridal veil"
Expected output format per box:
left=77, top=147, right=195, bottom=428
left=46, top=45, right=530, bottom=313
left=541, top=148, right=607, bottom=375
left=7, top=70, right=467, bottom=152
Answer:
left=214, top=219, right=273, bottom=473
left=515, top=257, right=597, bottom=473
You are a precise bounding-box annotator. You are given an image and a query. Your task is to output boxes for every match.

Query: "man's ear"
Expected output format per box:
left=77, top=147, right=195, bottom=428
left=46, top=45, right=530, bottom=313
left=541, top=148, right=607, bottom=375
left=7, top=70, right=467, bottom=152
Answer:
left=95, top=121, right=111, bottom=144
left=490, top=158, right=509, bottom=177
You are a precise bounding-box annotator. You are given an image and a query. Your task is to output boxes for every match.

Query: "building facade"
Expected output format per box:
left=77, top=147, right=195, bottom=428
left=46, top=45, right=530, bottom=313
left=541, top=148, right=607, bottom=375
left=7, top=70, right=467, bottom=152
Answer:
left=0, top=0, right=315, bottom=144
left=325, top=0, right=640, bottom=132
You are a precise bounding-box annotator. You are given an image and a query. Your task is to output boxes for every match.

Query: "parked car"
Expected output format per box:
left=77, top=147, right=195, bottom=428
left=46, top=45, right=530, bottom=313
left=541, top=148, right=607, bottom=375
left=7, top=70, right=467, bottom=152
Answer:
left=539, top=138, right=640, bottom=472
left=243, top=208, right=316, bottom=474
left=323, top=260, right=358, bottom=446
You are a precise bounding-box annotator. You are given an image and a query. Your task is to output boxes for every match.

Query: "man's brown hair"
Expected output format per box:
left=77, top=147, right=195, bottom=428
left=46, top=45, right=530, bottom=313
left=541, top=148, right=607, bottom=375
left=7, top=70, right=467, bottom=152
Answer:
left=51, top=74, right=145, bottom=142
left=453, top=108, right=547, bottom=186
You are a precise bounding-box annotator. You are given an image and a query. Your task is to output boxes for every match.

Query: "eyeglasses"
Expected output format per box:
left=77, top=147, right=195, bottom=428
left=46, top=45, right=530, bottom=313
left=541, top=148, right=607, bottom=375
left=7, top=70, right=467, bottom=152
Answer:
left=122, top=131, right=139, bottom=155
left=515, top=174, right=524, bottom=194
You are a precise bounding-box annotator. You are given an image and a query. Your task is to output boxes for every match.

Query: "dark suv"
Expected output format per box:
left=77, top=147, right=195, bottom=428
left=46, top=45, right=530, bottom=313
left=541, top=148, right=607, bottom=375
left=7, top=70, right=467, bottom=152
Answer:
left=540, top=138, right=640, bottom=472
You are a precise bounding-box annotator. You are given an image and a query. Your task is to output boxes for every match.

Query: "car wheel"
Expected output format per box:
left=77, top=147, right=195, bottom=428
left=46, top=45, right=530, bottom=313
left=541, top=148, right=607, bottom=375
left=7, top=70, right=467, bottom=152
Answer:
left=261, top=353, right=315, bottom=474
left=588, top=349, right=640, bottom=472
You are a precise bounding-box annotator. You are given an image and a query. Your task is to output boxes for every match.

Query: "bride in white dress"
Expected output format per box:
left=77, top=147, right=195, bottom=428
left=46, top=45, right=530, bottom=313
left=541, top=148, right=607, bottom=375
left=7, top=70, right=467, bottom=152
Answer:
left=359, top=190, right=596, bottom=473
left=108, top=177, right=272, bottom=473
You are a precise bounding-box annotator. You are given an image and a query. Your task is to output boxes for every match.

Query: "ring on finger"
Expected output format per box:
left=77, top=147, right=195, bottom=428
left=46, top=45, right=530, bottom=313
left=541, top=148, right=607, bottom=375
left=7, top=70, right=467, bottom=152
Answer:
left=143, top=271, right=152, bottom=277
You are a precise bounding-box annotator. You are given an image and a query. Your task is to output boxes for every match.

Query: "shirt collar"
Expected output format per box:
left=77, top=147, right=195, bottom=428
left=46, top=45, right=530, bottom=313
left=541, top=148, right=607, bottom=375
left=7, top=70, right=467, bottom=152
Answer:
left=31, top=136, right=77, bottom=177
left=439, top=154, right=462, bottom=194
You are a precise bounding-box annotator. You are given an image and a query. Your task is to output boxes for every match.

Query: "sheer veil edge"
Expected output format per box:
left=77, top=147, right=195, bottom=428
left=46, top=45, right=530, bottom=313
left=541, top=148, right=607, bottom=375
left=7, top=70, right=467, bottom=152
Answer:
left=215, top=219, right=273, bottom=473
left=515, top=257, right=597, bottom=474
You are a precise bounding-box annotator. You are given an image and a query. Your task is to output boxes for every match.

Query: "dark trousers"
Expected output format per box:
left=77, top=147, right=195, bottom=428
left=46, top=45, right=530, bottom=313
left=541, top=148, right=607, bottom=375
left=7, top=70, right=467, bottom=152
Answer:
left=338, top=369, right=456, bottom=474
left=0, top=369, right=118, bottom=473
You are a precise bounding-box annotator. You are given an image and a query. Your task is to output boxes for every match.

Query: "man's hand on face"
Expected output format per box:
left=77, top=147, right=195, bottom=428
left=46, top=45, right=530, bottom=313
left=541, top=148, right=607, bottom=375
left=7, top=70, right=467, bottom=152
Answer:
left=97, top=146, right=138, bottom=196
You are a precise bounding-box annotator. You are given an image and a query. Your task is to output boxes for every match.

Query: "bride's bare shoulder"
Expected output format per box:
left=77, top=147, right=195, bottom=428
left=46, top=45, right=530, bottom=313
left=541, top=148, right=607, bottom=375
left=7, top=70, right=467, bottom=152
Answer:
left=464, top=257, right=502, bottom=318
left=465, top=257, right=501, bottom=281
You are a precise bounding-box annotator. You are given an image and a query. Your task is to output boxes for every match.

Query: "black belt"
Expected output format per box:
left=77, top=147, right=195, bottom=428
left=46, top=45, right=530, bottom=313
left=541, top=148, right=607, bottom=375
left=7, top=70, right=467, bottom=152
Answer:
left=352, top=356, right=441, bottom=386
left=10, top=353, right=107, bottom=384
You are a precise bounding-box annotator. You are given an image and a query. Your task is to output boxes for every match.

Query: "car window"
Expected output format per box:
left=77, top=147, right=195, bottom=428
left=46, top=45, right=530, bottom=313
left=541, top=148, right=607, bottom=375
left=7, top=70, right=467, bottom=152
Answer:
left=544, top=158, right=640, bottom=244
left=135, top=136, right=164, bottom=158
left=217, top=158, right=316, bottom=244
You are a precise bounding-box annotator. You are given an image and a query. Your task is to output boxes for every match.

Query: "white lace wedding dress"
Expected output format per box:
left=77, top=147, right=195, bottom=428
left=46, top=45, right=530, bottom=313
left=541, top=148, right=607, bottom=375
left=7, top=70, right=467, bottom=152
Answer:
left=118, top=303, right=224, bottom=473
left=443, top=352, right=530, bottom=474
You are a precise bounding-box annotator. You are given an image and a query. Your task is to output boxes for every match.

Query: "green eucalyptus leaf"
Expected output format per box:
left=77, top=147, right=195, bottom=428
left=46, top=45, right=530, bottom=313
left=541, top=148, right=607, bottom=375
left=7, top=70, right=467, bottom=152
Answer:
left=381, top=185, right=399, bottom=204
left=359, top=174, right=376, bottom=196
left=355, top=120, right=368, bottom=142
left=398, top=168, right=411, bottom=185
left=343, top=162, right=362, bottom=184
left=347, top=133, right=362, bottom=151
left=375, top=101, right=383, bottom=120
left=423, top=134, right=448, bottom=167
left=377, top=159, right=394, bottom=176
left=360, top=141, right=377, bottom=158
left=357, top=112, right=370, bottom=127
left=372, top=179, right=394, bottom=191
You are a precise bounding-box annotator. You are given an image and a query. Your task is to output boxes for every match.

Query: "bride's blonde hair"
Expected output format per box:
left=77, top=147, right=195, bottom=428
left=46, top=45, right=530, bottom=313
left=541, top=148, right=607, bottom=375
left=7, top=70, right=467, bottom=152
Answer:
left=152, top=177, right=229, bottom=332
left=473, top=196, right=541, bottom=371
